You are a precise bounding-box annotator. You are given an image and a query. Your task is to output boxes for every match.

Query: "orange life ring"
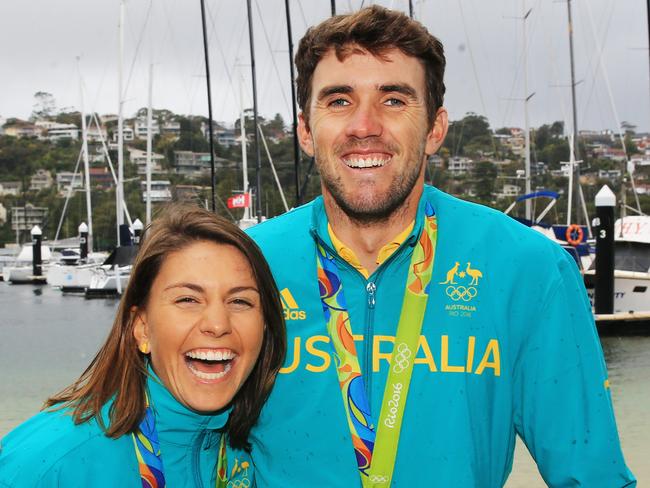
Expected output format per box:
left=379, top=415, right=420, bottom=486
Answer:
left=565, top=224, right=584, bottom=246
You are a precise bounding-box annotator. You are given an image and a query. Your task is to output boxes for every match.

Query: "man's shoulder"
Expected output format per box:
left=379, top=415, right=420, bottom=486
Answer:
left=248, top=200, right=315, bottom=239
left=428, top=186, right=568, bottom=268
left=247, top=199, right=318, bottom=260
left=0, top=408, right=133, bottom=485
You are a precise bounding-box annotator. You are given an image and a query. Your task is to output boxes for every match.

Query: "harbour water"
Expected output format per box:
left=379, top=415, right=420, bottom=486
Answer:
left=0, top=283, right=647, bottom=485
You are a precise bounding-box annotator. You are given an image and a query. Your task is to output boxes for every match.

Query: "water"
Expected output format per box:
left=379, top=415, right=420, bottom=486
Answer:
left=0, top=283, right=647, bottom=485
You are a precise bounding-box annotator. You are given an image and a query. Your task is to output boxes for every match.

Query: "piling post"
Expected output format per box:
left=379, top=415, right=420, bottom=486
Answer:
left=31, top=225, right=42, bottom=278
left=594, top=185, right=615, bottom=314
left=79, top=222, right=89, bottom=261
left=132, top=219, right=144, bottom=246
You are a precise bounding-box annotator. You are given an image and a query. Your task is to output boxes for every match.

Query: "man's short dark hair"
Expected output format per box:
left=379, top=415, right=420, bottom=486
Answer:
left=295, top=5, right=446, bottom=126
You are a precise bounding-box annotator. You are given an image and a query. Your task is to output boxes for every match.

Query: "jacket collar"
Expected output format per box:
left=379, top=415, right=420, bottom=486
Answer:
left=309, top=185, right=439, bottom=257
left=145, top=366, right=230, bottom=446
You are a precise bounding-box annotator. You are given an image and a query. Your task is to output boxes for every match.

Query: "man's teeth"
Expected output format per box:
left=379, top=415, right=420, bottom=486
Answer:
left=187, top=362, right=233, bottom=380
left=343, top=156, right=390, bottom=168
left=186, top=350, right=236, bottom=361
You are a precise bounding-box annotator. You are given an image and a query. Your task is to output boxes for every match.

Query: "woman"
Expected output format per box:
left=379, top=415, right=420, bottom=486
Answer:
left=0, top=205, right=286, bottom=487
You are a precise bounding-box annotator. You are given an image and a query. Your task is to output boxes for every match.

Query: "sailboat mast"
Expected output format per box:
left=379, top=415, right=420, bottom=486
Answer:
left=285, top=0, right=301, bottom=206
left=566, top=0, right=580, bottom=224
left=246, top=0, right=263, bottom=222
left=77, top=58, right=93, bottom=252
left=523, top=4, right=532, bottom=221
left=146, top=63, right=153, bottom=225
left=117, top=0, right=125, bottom=245
left=240, top=75, right=251, bottom=221
left=199, top=0, right=217, bottom=212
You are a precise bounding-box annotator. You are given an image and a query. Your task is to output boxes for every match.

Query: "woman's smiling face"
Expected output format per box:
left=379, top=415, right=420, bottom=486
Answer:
left=133, top=240, right=265, bottom=413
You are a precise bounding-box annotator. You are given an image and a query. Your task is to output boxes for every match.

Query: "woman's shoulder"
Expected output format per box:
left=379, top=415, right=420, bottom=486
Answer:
left=0, top=408, right=138, bottom=486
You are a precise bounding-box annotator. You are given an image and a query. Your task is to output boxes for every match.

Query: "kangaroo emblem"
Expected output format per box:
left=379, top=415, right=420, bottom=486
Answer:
left=440, top=261, right=460, bottom=284
left=465, top=262, right=483, bottom=286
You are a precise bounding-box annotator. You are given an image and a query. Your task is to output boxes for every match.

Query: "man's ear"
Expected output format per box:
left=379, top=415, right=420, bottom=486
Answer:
left=131, top=306, right=149, bottom=349
left=425, top=107, right=449, bottom=155
left=297, top=112, right=315, bottom=157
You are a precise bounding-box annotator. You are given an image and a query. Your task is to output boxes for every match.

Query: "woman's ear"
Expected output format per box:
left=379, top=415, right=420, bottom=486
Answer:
left=131, top=306, right=149, bottom=353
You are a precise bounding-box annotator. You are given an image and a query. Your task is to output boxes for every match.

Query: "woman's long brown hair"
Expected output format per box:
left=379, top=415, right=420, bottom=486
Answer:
left=45, top=204, right=286, bottom=450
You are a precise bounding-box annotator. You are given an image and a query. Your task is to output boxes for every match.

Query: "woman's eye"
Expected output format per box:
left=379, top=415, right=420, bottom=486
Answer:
left=230, top=298, right=254, bottom=309
left=175, top=296, right=198, bottom=304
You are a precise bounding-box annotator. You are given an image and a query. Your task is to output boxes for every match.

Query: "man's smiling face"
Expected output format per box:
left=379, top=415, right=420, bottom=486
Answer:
left=298, top=46, right=447, bottom=223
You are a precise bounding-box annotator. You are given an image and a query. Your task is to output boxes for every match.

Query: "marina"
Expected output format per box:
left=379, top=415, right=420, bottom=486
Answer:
left=0, top=282, right=648, bottom=485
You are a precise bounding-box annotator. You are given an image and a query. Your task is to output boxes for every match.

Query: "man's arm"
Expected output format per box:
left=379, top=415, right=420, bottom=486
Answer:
left=512, top=252, right=636, bottom=487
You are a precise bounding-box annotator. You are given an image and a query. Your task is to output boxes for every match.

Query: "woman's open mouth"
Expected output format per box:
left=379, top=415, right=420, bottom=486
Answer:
left=184, top=349, right=237, bottom=381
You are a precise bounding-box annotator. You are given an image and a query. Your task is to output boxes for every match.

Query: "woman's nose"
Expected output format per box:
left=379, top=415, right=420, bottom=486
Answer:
left=197, top=302, right=232, bottom=337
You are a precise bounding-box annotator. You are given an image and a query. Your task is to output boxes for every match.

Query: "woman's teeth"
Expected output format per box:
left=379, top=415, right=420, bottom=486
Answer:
left=185, top=349, right=236, bottom=380
left=187, top=361, right=232, bottom=380
left=186, top=349, right=235, bottom=361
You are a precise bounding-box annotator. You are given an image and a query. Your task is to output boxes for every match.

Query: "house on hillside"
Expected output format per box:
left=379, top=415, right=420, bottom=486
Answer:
left=89, top=167, right=113, bottom=190
left=128, top=147, right=165, bottom=175
left=141, top=180, right=172, bottom=203
left=173, top=151, right=234, bottom=179
left=56, top=172, right=84, bottom=194
left=3, top=120, right=39, bottom=138
left=30, top=170, right=53, bottom=191
left=0, top=202, right=7, bottom=225
left=11, top=204, right=48, bottom=231
left=0, top=181, right=21, bottom=197
left=447, top=157, right=475, bottom=176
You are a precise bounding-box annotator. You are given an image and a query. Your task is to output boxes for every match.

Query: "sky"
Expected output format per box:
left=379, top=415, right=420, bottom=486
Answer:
left=1, top=0, right=649, bottom=134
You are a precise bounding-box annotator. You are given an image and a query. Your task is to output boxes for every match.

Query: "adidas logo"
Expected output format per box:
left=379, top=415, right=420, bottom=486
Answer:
left=280, top=288, right=307, bottom=321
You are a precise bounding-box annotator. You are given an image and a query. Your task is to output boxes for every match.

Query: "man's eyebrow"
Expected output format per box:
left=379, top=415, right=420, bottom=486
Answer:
left=379, top=84, right=418, bottom=98
left=316, top=85, right=353, bottom=100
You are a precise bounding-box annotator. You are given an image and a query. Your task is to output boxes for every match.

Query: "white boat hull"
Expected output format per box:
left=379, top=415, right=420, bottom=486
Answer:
left=85, top=265, right=131, bottom=298
left=585, top=270, right=650, bottom=314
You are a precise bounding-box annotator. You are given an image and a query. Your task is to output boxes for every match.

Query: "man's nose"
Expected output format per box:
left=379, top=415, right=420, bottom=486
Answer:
left=345, top=101, right=383, bottom=139
left=197, top=302, right=232, bottom=337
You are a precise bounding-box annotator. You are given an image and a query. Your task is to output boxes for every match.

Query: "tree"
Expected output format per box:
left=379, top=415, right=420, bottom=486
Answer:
left=443, top=113, right=492, bottom=157
left=30, top=92, right=57, bottom=120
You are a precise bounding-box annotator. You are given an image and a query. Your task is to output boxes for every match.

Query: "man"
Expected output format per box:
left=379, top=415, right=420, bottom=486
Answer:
left=247, top=6, right=635, bottom=487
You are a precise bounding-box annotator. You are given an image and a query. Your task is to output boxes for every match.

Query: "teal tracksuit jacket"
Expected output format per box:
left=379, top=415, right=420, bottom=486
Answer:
left=0, top=370, right=252, bottom=487
left=247, top=185, right=635, bottom=487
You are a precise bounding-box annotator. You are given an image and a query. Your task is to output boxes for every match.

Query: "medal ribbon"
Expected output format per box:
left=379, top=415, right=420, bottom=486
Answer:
left=316, top=202, right=438, bottom=487
left=132, top=393, right=229, bottom=488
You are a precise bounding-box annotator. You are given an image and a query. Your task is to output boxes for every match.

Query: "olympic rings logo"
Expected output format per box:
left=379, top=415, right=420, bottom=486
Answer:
left=445, top=285, right=477, bottom=302
left=227, top=479, right=251, bottom=488
left=392, top=342, right=412, bottom=374
left=369, top=474, right=389, bottom=483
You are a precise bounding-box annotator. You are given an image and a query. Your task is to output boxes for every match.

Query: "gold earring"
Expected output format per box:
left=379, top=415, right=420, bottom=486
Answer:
left=139, top=342, right=149, bottom=354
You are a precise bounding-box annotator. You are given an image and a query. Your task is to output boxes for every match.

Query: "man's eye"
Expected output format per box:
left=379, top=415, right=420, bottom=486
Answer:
left=329, top=98, right=350, bottom=107
left=384, top=98, right=405, bottom=106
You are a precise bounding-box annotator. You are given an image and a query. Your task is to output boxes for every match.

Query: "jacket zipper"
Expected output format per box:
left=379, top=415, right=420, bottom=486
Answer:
left=192, top=430, right=208, bottom=487
left=364, top=280, right=376, bottom=401
left=312, top=230, right=419, bottom=410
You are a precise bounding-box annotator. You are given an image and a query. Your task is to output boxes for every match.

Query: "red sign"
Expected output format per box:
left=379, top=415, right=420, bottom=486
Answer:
left=227, top=193, right=251, bottom=209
